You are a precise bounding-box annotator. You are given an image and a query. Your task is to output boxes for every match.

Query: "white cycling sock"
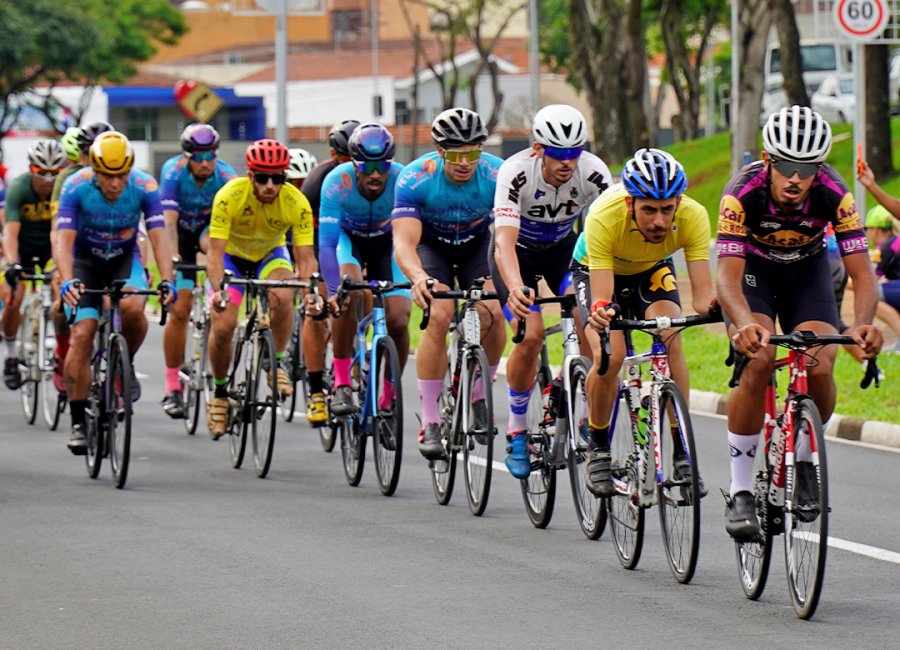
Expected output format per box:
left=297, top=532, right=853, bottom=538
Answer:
left=5, top=339, right=15, bottom=357
left=729, top=431, right=759, bottom=497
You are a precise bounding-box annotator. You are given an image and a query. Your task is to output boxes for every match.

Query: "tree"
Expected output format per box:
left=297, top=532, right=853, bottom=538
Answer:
left=732, top=0, right=771, bottom=170
left=865, top=45, right=892, bottom=179
left=767, top=0, right=808, bottom=107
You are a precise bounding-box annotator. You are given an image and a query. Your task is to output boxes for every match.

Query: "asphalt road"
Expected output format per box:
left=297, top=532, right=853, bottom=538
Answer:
left=2, top=324, right=899, bottom=648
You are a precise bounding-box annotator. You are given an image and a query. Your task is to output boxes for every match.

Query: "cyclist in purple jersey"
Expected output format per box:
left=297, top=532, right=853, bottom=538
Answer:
left=58, top=132, right=176, bottom=454
left=159, top=124, right=237, bottom=418
left=717, top=106, right=882, bottom=541
left=491, top=104, right=612, bottom=477
left=392, top=107, right=506, bottom=459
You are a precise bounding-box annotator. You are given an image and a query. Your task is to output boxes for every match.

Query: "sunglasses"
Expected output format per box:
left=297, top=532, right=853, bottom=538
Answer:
left=30, top=164, right=63, bottom=178
left=543, top=145, right=583, bottom=162
left=253, top=172, right=287, bottom=185
left=354, top=160, right=392, bottom=175
left=186, top=151, right=217, bottom=162
left=769, top=157, right=820, bottom=179
left=443, top=149, right=482, bottom=164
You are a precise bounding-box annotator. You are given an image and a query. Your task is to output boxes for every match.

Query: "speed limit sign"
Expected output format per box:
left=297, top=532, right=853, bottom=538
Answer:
left=833, top=0, right=890, bottom=41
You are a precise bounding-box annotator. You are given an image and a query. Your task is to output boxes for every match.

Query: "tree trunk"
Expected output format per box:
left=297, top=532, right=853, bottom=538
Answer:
left=767, top=0, right=808, bottom=106
left=734, top=0, right=771, bottom=165
left=865, top=44, right=892, bottom=178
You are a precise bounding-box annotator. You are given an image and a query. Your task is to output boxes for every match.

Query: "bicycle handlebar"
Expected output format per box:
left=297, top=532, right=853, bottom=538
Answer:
left=419, top=278, right=500, bottom=331
left=511, top=288, right=532, bottom=344
left=66, top=278, right=169, bottom=326
left=172, top=257, right=207, bottom=273
left=333, top=274, right=413, bottom=317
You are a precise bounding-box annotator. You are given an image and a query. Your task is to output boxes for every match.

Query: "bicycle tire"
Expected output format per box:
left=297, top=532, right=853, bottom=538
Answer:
left=608, top=391, right=645, bottom=570
left=251, top=328, right=278, bottom=478
left=340, top=416, right=366, bottom=486
left=19, top=304, right=39, bottom=425
left=521, top=367, right=556, bottom=528
left=463, top=346, right=493, bottom=516
left=182, top=318, right=206, bottom=436
left=40, top=307, right=61, bottom=430
left=84, top=354, right=104, bottom=479
left=281, top=312, right=301, bottom=422
left=735, top=433, right=773, bottom=601
left=657, top=382, right=701, bottom=584
left=784, top=397, right=828, bottom=620
left=228, top=331, right=249, bottom=469
left=373, top=336, right=403, bottom=496
left=566, top=357, right=607, bottom=540
left=106, top=334, right=132, bottom=489
left=430, top=365, right=458, bottom=505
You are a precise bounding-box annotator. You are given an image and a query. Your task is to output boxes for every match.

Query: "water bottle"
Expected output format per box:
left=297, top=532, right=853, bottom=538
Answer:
left=634, top=395, right=651, bottom=446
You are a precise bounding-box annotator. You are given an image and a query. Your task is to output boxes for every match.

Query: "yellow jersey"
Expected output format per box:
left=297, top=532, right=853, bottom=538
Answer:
left=210, top=177, right=313, bottom=262
left=584, top=184, right=710, bottom=275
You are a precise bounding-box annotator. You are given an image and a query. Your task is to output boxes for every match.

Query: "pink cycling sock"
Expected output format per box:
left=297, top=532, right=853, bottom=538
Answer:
left=165, top=366, right=181, bottom=394
left=334, top=357, right=352, bottom=387
left=470, top=364, right=498, bottom=402
left=379, top=378, right=395, bottom=410
left=419, top=379, right=444, bottom=426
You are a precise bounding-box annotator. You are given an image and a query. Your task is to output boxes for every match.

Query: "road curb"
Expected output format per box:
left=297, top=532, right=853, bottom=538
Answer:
left=690, top=389, right=900, bottom=449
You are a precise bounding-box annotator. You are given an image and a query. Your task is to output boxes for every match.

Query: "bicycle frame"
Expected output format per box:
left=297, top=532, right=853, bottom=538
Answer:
left=352, top=288, right=390, bottom=436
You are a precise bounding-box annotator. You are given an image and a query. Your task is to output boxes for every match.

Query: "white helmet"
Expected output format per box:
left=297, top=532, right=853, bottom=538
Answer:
left=532, top=104, right=587, bottom=147
left=762, top=105, right=832, bottom=164
left=27, top=138, right=66, bottom=170
left=286, top=148, right=318, bottom=180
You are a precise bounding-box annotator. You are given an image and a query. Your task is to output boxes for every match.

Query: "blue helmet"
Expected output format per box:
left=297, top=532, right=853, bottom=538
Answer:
left=621, top=148, right=687, bottom=199
left=348, top=123, right=395, bottom=162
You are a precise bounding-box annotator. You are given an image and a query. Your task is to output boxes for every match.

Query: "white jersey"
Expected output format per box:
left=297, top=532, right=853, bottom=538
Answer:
left=493, top=148, right=612, bottom=250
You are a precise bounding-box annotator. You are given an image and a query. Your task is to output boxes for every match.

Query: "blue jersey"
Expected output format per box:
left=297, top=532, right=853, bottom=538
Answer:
left=159, top=155, right=237, bottom=233
left=57, top=167, right=165, bottom=259
left=319, top=160, right=404, bottom=292
left=392, top=151, right=501, bottom=244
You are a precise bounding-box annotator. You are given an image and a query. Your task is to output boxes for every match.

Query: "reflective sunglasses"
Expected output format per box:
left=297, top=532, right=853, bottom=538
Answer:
left=30, top=164, right=63, bottom=178
left=443, top=149, right=482, bottom=164
left=186, top=150, right=217, bottom=162
left=769, top=157, right=820, bottom=179
left=253, top=172, right=287, bottom=185
left=354, top=160, right=392, bottom=175
left=543, top=145, right=583, bottom=161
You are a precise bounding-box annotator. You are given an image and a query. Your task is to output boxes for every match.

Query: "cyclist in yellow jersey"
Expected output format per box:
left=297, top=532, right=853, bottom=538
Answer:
left=575, top=149, right=714, bottom=498
left=205, top=139, right=317, bottom=439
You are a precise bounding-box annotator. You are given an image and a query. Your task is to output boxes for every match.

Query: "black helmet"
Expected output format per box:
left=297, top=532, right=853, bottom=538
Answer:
left=76, top=120, right=114, bottom=150
left=328, top=119, right=361, bottom=156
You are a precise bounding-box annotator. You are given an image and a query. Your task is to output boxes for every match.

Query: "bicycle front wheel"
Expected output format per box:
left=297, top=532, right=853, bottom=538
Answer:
left=228, top=332, right=249, bottom=469
left=735, top=435, right=773, bottom=601
left=520, top=368, right=556, bottom=528
left=373, top=337, right=403, bottom=496
left=40, top=308, right=62, bottom=430
left=463, top=346, right=493, bottom=516
left=566, top=357, right=607, bottom=540
left=339, top=416, right=366, bottom=486
left=19, top=304, right=39, bottom=425
left=608, top=392, right=645, bottom=570
left=281, top=311, right=301, bottom=422
left=784, top=397, right=828, bottom=620
left=183, top=319, right=207, bottom=435
left=106, top=334, right=133, bottom=489
left=657, top=382, right=701, bottom=584
left=85, top=378, right=103, bottom=479
left=430, top=366, right=457, bottom=505
left=251, top=329, right=278, bottom=478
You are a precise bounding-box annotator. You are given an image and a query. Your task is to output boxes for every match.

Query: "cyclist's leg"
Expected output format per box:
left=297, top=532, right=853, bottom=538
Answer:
left=258, top=246, right=297, bottom=397
left=1, top=278, right=25, bottom=388
left=163, top=228, right=201, bottom=409
left=120, top=252, right=149, bottom=357
left=359, top=232, right=411, bottom=368
left=208, top=253, right=246, bottom=389
left=457, top=233, right=505, bottom=371
left=329, top=232, right=364, bottom=414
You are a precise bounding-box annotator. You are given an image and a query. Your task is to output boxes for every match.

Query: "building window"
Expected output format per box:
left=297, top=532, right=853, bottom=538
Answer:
left=332, top=9, right=367, bottom=42
left=123, top=108, right=159, bottom=141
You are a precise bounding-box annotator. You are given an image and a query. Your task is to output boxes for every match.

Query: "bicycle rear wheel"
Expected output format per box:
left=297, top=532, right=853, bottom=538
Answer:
left=735, top=437, right=773, bottom=601
left=520, top=368, right=556, bottom=528
left=784, top=397, right=828, bottom=619
left=228, top=333, right=249, bottom=469
left=430, top=368, right=457, bottom=505
left=251, top=329, right=278, bottom=478
left=608, top=391, right=645, bottom=570
left=463, top=347, right=493, bottom=516
left=339, top=416, right=366, bottom=486
left=85, top=367, right=104, bottom=479
left=183, top=318, right=207, bottom=435
left=566, top=357, right=607, bottom=540
left=657, top=382, right=701, bottom=583
left=40, top=309, right=62, bottom=430
left=106, top=334, right=132, bottom=489
left=19, top=305, right=39, bottom=425
left=373, top=337, right=403, bottom=496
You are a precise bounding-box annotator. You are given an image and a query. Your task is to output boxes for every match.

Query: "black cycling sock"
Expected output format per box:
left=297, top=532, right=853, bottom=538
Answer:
left=70, top=400, right=88, bottom=427
left=214, top=378, right=228, bottom=399
left=589, top=425, right=610, bottom=451
left=308, top=371, right=324, bottom=395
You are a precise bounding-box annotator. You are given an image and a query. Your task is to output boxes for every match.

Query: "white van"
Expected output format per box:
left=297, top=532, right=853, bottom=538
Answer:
left=764, top=39, right=853, bottom=97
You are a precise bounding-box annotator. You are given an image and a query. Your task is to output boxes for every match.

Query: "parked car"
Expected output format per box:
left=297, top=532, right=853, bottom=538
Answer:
left=811, top=74, right=855, bottom=123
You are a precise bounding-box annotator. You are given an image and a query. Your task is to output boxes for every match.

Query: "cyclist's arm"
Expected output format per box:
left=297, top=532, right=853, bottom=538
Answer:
left=715, top=256, right=754, bottom=328
left=493, top=224, right=524, bottom=291
left=294, top=243, right=317, bottom=280
left=392, top=217, right=426, bottom=284
left=2, top=220, right=19, bottom=266
left=843, top=252, right=882, bottom=357
left=207, top=237, right=226, bottom=298
left=587, top=268, right=616, bottom=330
left=164, top=209, right=179, bottom=260
left=685, top=259, right=713, bottom=315
left=56, top=229, right=76, bottom=282
left=858, top=162, right=900, bottom=221
left=146, top=226, right=174, bottom=282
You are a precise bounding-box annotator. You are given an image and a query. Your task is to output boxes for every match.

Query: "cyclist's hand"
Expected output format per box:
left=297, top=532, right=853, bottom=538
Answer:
left=158, top=280, right=177, bottom=305
left=587, top=300, right=616, bottom=332
left=847, top=324, right=883, bottom=359
left=411, top=277, right=434, bottom=310
left=60, top=278, right=83, bottom=309
left=507, top=285, right=533, bottom=320
left=304, top=291, right=324, bottom=317
left=731, top=323, right=769, bottom=358
left=213, top=289, right=230, bottom=313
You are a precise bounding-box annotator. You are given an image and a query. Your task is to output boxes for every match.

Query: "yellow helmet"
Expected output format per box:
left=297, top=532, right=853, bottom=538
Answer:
left=89, top=131, right=134, bottom=176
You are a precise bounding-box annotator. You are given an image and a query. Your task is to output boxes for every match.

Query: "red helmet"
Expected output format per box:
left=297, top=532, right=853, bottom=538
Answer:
left=245, top=139, right=290, bottom=173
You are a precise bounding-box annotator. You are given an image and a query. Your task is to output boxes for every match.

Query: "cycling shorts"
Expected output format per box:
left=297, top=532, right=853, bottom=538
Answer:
left=70, top=250, right=148, bottom=324
left=742, top=251, right=838, bottom=332
left=338, top=231, right=410, bottom=299
left=217, top=245, right=293, bottom=306
left=18, top=241, right=53, bottom=272
left=570, top=258, right=681, bottom=325
left=489, top=230, right=576, bottom=309
left=881, top=280, right=900, bottom=312
left=175, top=225, right=209, bottom=291
left=417, top=231, right=491, bottom=290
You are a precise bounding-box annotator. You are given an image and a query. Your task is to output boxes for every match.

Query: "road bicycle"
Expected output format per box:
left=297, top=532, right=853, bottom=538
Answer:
left=511, top=293, right=606, bottom=538
left=73, top=279, right=167, bottom=489
left=173, top=260, right=210, bottom=436
left=728, top=330, right=880, bottom=619
left=10, top=263, right=65, bottom=430
left=219, top=272, right=311, bottom=478
left=422, top=279, right=497, bottom=516
left=332, top=276, right=410, bottom=496
left=600, top=301, right=722, bottom=584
